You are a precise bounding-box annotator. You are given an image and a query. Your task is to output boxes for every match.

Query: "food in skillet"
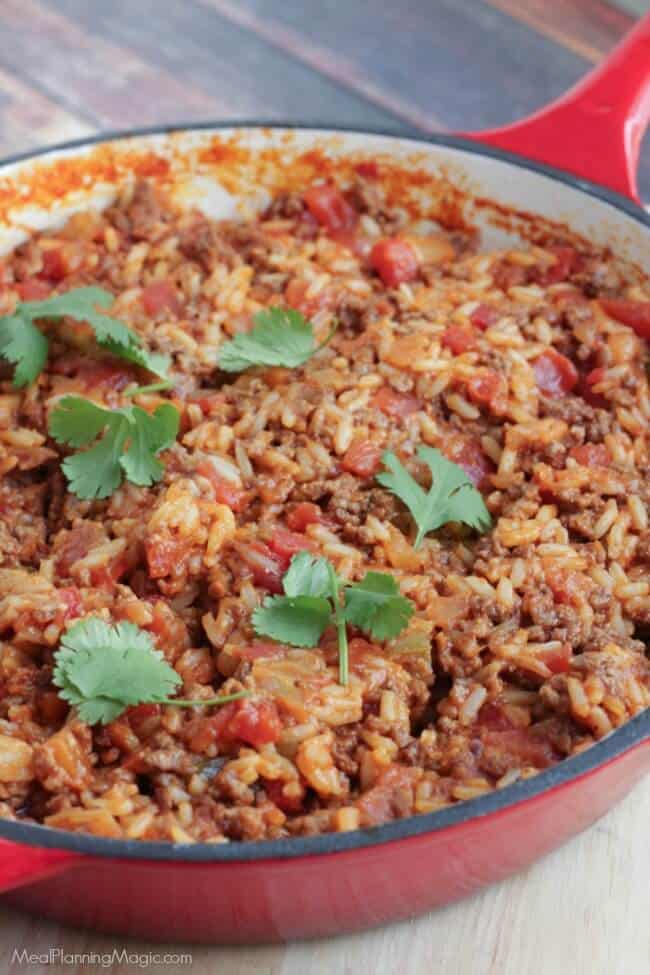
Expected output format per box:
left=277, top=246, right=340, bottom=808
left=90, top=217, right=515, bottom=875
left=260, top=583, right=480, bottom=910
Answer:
left=0, top=176, right=647, bottom=843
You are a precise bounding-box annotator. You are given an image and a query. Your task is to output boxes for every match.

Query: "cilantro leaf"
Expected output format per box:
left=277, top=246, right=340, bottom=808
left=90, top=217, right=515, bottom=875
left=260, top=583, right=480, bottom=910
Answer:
left=252, top=552, right=414, bottom=685
left=21, top=287, right=135, bottom=349
left=102, top=338, right=171, bottom=380
left=59, top=619, right=180, bottom=699
left=59, top=411, right=129, bottom=501
left=0, top=313, right=49, bottom=388
left=0, top=286, right=171, bottom=386
left=252, top=552, right=335, bottom=648
left=53, top=617, right=248, bottom=725
left=376, top=446, right=492, bottom=548
left=219, top=307, right=332, bottom=372
left=282, top=551, right=333, bottom=598
left=49, top=396, right=180, bottom=500
left=252, top=595, right=332, bottom=648
left=343, top=572, right=414, bottom=641
left=120, top=404, right=179, bottom=487
left=48, top=395, right=115, bottom=448
left=54, top=618, right=181, bottom=725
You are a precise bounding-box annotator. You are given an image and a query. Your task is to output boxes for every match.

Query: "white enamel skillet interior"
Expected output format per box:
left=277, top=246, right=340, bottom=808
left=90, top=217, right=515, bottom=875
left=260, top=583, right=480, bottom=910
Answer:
left=0, top=124, right=649, bottom=267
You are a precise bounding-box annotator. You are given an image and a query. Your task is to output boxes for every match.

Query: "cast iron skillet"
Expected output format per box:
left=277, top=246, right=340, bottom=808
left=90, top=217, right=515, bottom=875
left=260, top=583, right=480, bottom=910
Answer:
left=0, top=14, right=649, bottom=944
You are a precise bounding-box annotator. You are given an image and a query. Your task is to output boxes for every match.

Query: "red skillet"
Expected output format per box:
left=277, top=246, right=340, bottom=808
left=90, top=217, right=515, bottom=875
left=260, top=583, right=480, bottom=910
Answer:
left=0, top=15, right=649, bottom=944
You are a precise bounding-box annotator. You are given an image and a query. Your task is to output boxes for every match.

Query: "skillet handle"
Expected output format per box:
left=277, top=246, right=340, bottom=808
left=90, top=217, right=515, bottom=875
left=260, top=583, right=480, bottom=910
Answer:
left=0, top=838, right=82, bottom=893
left=458, top=13, right=650, bottom=203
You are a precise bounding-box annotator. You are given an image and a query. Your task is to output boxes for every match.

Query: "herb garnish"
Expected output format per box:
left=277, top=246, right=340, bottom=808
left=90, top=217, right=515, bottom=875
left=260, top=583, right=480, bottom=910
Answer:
left=252, top=551, right=414, bottom=684
left=53, top=618, right=248, bottom=725
left=0, top=286, right=170, bottom=387
left=0, top=312, right=48, bottom=388
left=219, top=307, right=336, bottom=372
left=376, top=447, right=492, bottom=548
left=49, top=395, right=180, bottom=500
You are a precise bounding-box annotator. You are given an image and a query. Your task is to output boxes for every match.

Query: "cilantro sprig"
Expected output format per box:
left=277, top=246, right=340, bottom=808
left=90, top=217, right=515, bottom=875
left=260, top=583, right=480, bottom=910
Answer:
left=0, top=313, right=48, bottom=387
left=376, top=446, right=492, bottom=548
left=0, top=286, right=170, bottom=388
left=54, top=618, right=248, bottom=725
left=252, top=551, right=414, bottom=684
left=49, top=395, right=180, bottom=500
left=219, top=307, right=336, bottom=372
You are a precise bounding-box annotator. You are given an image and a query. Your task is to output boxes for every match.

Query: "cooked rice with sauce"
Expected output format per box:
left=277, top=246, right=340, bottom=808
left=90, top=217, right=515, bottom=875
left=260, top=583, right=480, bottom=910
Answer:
left=0, top=173, right=648, bottom=844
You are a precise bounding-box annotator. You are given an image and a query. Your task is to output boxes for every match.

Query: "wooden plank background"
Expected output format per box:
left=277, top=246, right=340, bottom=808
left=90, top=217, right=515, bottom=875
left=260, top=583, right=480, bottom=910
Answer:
left=0, top=0, right=646, bottom=194
left=0, top=2, right=648, bottom=972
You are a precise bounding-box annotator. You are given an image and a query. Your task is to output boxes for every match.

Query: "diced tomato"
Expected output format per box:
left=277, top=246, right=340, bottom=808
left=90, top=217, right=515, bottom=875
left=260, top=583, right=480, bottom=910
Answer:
left=303, top=183, right=358, bottom=235
left=16, top=278, right=51, bottom=301
left=36, top=690, right=70, bottom=724
left=212, top=697, right=282, bottom=748
left=40, top=246, right=81, bottom=282
left=579, top=366, right=608, bottom=409
left=482, top=729, right=554, bottom=769
left=569, top=443, right=610, bottom=467
left=441, top=325, right=478, bottom=355
left=532, top=349, right=578, bottom=397
left=267, top=528, right=315, bottom=566
left=240, top=542, right=285, bottom=593
left=76, top=359, right=133, bottom=393
left=141, top=280, right=181, bottom=317
left=371, top=386, right=421, bottom=418
left=446, top=438, right=494, bottom=488
left=465, top=370, right=507, bottom=414
left=41, top=248, right=67, bottom=282
left=145, top=536, right=192, bottom=579
left=126, top=702, right=161, bottom=737
left=196, top=461, right=250, bottom=512
left=127, top=702, right=161, bottom=723
left=470, top=303, right=498, bottom=330
left=341, top=440, right=383, bottom=478
left=59, top=586, right=83, bottom=621
left=370, top=237, right=419, bottom=287
left=599, top=298, right=650, bottom=339
left=211, top=480, right=250, bottom=513
left=284, top=277, right=336, bottom=318
left=263, top=778, right=304, bottom=813
left=286, top=502, right=322, bottom=532
left=534, top=246, right=579, bottom=285
left=585, top=366, right=606, bottom=387
left=355, top=160, right=380, bottom=180
left=536, top=643, right=572, bottom=674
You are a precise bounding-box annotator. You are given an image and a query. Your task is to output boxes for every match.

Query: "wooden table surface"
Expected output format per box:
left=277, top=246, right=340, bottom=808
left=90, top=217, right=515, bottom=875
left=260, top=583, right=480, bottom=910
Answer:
left=0, top=1, right=649, bottom=972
